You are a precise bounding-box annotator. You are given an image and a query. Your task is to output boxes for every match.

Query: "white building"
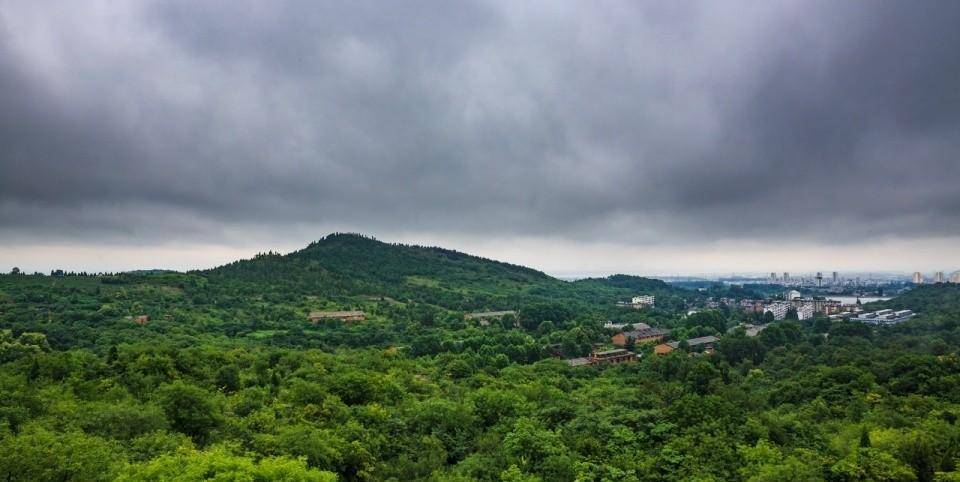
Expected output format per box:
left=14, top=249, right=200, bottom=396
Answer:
left=787, top=290, right=802, bottom=301
left=604, top=321, right=651, bottom=331
left=764, top=301, right=812, bottom=320
left=764, top=302, right=791, bottom=320
left=853, top=309, right=914, bottom=325
left=913, top=272, right=924, bottom=284
left=934, top=272, right=945, bottom=283
left=631, top=295, right=655, bottom=307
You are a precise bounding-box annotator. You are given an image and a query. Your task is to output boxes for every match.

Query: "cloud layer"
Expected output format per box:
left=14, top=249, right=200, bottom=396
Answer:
left=2, top=1, right=960, bottom=267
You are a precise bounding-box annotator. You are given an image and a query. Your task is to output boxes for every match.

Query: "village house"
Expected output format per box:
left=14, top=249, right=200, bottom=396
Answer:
left=465, top=310, right=517, bottom=326
left=654, top=335, right=719, bottom=355
left=653, top=343, right=675, bottom=355
left=590, top=348, right=637, bottom=364
left=604, top=321, right=650, bottom=331
left=611, top=327, right=668, bottom=346
left=567, top=348, right=640, bottom=367
left=308, top=310, right=365, bottom=322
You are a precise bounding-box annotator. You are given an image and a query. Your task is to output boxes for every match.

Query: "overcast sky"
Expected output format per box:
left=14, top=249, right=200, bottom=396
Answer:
left=2, top=1, right=959, bottom=276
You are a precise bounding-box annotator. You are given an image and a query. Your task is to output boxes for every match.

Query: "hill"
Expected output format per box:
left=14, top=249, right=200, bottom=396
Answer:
left=0, top=234, right=696, bottom=352
left=202, top=233, right=687, bottom=311
left=877, top=283, right=960, bottom=313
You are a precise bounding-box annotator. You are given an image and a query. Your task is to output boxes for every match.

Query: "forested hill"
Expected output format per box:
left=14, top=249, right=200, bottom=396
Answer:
left=294, top=233, right=552, bottom=284
left=878, top=283, right=960, bottom=315
left=572, top=273, right=672, bottom=292
left=201, top=233, right=686, bottom=311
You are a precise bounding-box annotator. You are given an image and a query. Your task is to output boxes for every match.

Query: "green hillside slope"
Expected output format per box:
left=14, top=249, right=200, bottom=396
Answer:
left=202, top=233, right=685, bottom=311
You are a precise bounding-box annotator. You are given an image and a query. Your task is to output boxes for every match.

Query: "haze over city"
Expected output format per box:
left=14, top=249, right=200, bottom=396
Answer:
left=2, top=1, right=959, bottom=275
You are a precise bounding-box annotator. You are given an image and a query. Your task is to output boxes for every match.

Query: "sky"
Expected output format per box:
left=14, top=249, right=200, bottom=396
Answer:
left=1, top=1, right=960, bottom=276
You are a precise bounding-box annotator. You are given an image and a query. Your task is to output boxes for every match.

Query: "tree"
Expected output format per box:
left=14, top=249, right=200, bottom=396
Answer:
left=537, top=320, right=556, bottom=335
left=860, top=427, right=872, bottom=448
left=0, top=330, right=49, bottom=363
left=897, top=432, right=940, bottom=482
left=215, top=365, right=241, bottom=392
left=719, top=335, right=765, bottom=365
left=0, top=428, right=119, bottom=481
left=157, top=381, right=222, bottom=444
left=830, top=448, right=915, bottom=482
left=275, top=425, right=358, bottom=475
left=812, top=315, right=832, bottom=334
left=503, top=417, right=567, bottom=475
left=117, top=446, right=337, bottom=481
left=685, top=311, right=727, bottom=333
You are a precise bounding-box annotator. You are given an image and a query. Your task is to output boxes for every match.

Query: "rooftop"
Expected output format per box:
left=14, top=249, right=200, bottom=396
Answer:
left=593, top=348, right=630, bottom=356
left=465, top=310, right=517, bottom=319
left=667, top=335, right=719, bottom=349
left=308, top=310, right=365, bottom=318
left=621, top=327, right=668, bottom=338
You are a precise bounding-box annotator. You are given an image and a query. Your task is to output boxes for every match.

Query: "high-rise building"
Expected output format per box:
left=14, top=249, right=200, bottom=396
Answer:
left=832, top=271, right=838, bottom=284
left=770, top=272, right=777, bottom=283
left=764, top=302, right=790, bottom=320
left=934, top=271, right=945, bottom=283
left=816, top=272, right=823, bottom=287
left=783, top=272, right=790, bottom=282
left=951, top=272, right=960, bottom=284
left=912, top=272, right=924, bottom=284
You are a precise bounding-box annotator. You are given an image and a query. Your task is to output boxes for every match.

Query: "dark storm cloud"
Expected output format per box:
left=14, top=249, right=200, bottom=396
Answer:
left=1, top=0, right=959, bottom=246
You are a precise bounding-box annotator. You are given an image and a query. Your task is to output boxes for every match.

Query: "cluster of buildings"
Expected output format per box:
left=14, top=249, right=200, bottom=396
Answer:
left=762, top=301, right=813, bottom=320
left=770, top=271, right=844, bottom=287
left=609, top=323, right=669, bottom=346
left=568, top=332, right=722, bottom=367
left=762, top=271, right=911, bottom=291
left=705, top=291, right=846, bottom=321
left=835, top=309, right=915, bottom=325
left=654, top=335, right=718, bottom=356
left=912, top=271, right=960, bottom=284
left=570, top=317, right=776, bottom=367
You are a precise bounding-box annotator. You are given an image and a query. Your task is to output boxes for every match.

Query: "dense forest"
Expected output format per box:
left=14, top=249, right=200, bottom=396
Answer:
left=2, top=234, right=960, bottom=481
